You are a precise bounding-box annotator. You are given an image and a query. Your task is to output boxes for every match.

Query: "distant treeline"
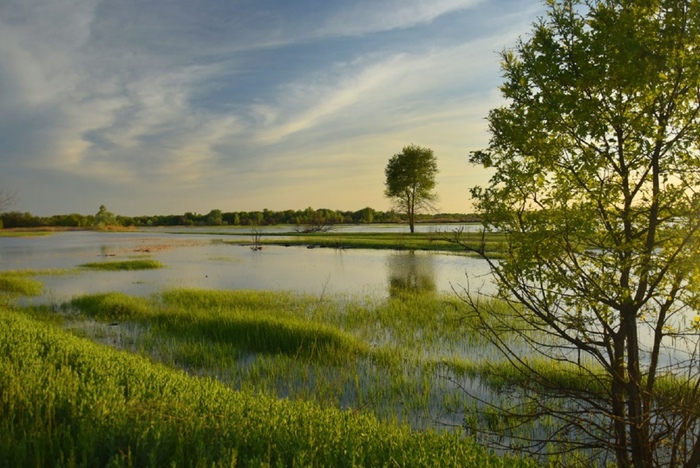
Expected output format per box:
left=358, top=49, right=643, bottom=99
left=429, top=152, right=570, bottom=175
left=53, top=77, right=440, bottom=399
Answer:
left=0, top=207, right=479, bottom=229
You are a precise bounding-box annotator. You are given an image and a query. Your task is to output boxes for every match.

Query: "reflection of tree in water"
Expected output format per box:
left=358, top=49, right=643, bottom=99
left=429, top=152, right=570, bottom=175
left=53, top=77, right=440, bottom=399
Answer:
left=386, top=251, right=436, bottom=297
left=100, top=244, right=114, bottom=257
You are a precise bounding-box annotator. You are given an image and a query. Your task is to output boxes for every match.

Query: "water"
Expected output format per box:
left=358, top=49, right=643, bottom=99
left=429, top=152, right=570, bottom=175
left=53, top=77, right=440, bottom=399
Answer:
left=153, top=223, right=483, bottom=235
left=0, top=229, right=493, bottom=304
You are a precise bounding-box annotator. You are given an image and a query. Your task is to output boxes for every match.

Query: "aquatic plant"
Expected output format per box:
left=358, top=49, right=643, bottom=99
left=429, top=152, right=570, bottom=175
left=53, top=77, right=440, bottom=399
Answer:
left=79, top=260, right=164, bottom=270
left=68, top=292, right=152, bottom=322
left=0, top=309, right=536, bottom=467
left=0, top=271, right=43, bottom=296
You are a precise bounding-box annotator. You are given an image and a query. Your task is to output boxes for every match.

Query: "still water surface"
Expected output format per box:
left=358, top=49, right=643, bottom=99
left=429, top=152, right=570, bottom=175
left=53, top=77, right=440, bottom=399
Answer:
left=0, top=229, right=492, bottom=304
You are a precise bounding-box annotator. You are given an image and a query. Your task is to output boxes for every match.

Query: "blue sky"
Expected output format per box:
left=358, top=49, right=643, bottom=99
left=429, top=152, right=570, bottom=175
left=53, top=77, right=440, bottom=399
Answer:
left=0, top=0, right=544, bottom=216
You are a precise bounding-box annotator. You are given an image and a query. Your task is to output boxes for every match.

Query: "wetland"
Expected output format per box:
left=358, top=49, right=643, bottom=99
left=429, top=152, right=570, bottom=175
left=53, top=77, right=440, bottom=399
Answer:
left=0, top=225, right=575, bottom=466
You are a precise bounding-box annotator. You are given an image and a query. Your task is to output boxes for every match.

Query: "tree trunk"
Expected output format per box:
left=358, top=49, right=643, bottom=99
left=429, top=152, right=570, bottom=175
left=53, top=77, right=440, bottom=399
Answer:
left=612, top=335, right=632, bottom=468
left=623, top=307, right=653, bottom=468
left=407, top=195, right=415, bottom=233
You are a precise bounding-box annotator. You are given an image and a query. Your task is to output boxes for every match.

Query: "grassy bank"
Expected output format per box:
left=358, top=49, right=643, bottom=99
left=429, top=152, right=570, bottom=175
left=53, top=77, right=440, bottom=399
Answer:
left=0, top=270, right=43, bottom=296
left=0, top=229, right=55, bottom=237
left=226, top=230, right=506, bottom=257
left=0, top=308, right=536, bottom=467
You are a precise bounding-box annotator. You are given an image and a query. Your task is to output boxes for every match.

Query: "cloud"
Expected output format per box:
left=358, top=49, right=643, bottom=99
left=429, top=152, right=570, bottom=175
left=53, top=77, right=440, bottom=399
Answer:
left=251, top=30, right=507, bottom=146
left=0, top=0, right=545, bottom=215
left=318, top=0, right=485, bottom=37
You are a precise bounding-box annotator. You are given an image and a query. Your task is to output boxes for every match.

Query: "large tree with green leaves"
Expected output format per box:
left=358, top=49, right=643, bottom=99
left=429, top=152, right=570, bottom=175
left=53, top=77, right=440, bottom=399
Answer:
left=464, top=0, right=700, bottom=466
left=384, top=144, right=438, bottom=233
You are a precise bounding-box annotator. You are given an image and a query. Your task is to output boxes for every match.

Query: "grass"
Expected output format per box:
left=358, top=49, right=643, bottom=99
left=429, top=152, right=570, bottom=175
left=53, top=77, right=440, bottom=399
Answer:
left=69, top=292, right=152, bottom=322
left=222, top=230, right=508, bottom=257
left=68, top=290, right=368, bottom=363
left=0, top=230, right=54, bottom=237
left=3, top=220, right=695, bottom=465
left=79, top=259, right=164, bottom=270
left=0, top=308, right=537, bottom=467
left=0, top=271, right=43, bottom=296
left=60, top=289, right=521, bottom=434
left=14, top=276, right=690, bottom=466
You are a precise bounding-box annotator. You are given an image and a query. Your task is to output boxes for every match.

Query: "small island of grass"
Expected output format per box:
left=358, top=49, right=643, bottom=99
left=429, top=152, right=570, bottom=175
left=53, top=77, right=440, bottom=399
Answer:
left=0, top=271, right=43, bottom=296
left=79, top=260, right=164, bottom=271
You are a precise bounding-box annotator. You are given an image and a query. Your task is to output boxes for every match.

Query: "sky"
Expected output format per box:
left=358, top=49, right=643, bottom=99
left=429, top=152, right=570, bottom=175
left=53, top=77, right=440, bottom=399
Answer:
left=0, top=0, right=544, bottom=217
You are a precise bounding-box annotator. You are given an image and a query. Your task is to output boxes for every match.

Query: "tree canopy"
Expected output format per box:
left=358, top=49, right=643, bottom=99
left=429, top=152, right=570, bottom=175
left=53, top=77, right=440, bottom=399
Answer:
left=93, top=205, right=118, bottom=228
left=466, top=0, right=700, bottom=466
left=384, top=144, right=438, bottom=233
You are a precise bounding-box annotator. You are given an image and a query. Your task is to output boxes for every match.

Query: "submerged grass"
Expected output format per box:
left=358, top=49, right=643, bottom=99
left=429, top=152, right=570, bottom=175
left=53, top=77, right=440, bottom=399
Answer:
left=0, top=308, right=536, bottom=467
left=79, top=259, right=164, bottom=270
left=155, top=306, right=369, bottom=363
left=35, top=286, right=651, bottom=465
left=61, top=288, right=512, bottom=433
left=68, top=289, right=367, bottom=364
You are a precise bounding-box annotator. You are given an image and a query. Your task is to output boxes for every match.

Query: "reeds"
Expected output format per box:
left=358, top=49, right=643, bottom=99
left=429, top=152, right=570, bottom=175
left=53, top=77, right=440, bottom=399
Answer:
left=68, top=292, right=151, bottom=322
left=10, top=281, right=623, bottom=464
left=59, top=289, right=512, bottom=433
left=0, top=308, right=537, bottom=467
left=0, top=271, right=43, bottom=296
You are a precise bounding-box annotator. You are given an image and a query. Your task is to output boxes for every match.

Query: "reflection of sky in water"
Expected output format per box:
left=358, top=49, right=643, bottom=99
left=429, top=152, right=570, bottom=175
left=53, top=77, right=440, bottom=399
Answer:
left=1, top=231, right=494, bottom=304
left=6, top=230, right=693, bottom=374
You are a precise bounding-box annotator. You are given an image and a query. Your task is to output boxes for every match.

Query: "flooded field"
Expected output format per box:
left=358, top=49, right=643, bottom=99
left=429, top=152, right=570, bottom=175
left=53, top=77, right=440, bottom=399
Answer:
left=0, top=228, right=493, bottom=304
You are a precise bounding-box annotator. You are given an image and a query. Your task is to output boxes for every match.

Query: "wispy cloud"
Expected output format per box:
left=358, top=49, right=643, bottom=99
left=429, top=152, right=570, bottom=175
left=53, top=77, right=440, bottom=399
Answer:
left=0, top=0, right=543, bottom=215
left=318, top=0, right=485, bottom=37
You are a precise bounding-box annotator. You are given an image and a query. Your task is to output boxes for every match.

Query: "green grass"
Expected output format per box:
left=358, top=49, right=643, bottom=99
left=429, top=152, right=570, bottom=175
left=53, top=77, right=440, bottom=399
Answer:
left=0, top=308, right=537, bottom=467
left=223, top=230, right=507, bottom=256
left=0, top=271, right=43, bottom=296
left=68, top=289, right=367, bottom=363
left=61, top=289, right=514, bottom=434
left=68, top=292, right=152, bottom=322
left=18, top=284, right=628, bottom=465
left=79, top=259, right=164, bottom=271
left=0, top=230, right=54, bottom=237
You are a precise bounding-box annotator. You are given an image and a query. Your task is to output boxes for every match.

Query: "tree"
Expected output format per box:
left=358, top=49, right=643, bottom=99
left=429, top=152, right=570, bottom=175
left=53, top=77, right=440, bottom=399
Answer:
left=206, top=209, right=223, bottom=226
left=93, top=205, right=118, bottom=228
left=463, top=0, right=700, bottom=466
left=384, top=144, right=438, bottom=233
left=353, top=207, right=375, bottom=224
left=294, top=207, right=334, bottom=233
left=0, top=185, right=16, bottom=226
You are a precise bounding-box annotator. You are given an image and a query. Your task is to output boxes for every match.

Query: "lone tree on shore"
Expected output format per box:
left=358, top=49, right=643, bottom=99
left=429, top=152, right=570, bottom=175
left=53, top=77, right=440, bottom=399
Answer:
left=462, top=0, right=700, bottom=466
left=384, top=144, right=438, bottom=233
left=93, top=205, right=118, bottom=228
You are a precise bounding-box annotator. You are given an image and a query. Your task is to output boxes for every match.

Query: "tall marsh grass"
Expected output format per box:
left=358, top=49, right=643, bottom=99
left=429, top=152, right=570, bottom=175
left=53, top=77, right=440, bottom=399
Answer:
left=0, top=309, right=536, bottom=467
left=69, top=292, right=151, bottom=322
left=0, top=271, right=43, bottom=296
left=61, top=288, right=515, bottom=434
left=49, top=286, right=621, bottom=464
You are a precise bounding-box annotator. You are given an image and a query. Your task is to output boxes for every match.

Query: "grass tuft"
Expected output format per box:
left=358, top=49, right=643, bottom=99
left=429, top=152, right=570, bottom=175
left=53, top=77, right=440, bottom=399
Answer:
left=79, top=260, right=164, bottom=271
left=0, top=272, right=43, bottom=296
left=69, top=292, right=152, bottom=322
